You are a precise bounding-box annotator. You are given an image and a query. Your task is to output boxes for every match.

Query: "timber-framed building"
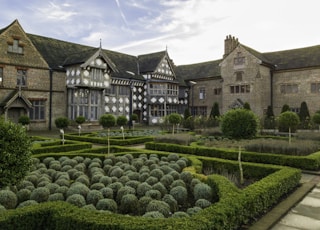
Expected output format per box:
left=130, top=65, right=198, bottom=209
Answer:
left=1, top=20, right=320, bottom=130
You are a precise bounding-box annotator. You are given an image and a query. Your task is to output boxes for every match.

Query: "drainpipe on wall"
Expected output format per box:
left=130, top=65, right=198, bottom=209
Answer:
left=49, top=68, right=53, bottom=130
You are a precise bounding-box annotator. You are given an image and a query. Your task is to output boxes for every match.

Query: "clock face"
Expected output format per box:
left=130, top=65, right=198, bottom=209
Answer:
left=83, top=70, right=90, bottom=77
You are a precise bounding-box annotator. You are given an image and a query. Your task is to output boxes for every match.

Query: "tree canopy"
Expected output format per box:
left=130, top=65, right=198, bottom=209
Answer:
left=0, top=117, right=32, bottom=188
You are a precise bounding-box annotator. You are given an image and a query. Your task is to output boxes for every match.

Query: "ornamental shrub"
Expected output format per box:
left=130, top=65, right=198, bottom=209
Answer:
left=170, top=179, right=186, bottom=189
left=186, top=206, right=202, bottom=216
left=48, top=193, right=65, bottom=201
left=99, top=176, right=112, bottom=186
left=66, top=194, right=86, bottom=207
left=170, top=186, right=187, bottom=205
left=146, top=200, right=171, bottom=217
left=17, top=188, right=31, bottom=203
left=75, top=175, right=90, bottom=187
left=56, top=186, right=68, bottom=197
left=0, top=190, right=17, bottom=209
left=96, top=198, right=118, bottom=212
left=86, top=190, right=104, bottom=206
left=162, top=194, right=178, bottom=213
left=139, top=172, right=150, bottom=182
left=119, top=175, right=130, bottom=185
left=116, top=186, right=136, bottom=203
left=17, top=200, right=38, bottom=208
left=150, top=168, right=164, bottom=180
left=0, top=118, right=32, bottom=188
left=55, top=178, right=70, bottom=187
left=30, top=187, right=50, bottom=203
left=171, top=211, right=189, bottom=218
left=107, top=182, right=123, bottom=197
left=195, top=198, right=212, bottom=209
left=160, top=174, right=174, bottom=189
left=99, top=114, right=116, bottom=129
left=143, top=211, right=165, bottom=218
left=145, top=176, right=158, bottom=186
left=221, top=108, right=258, bottom=139
left=116, top=115, right=128, bottom=127
left=90, top=182, right=105, bottom=190
left=75, top=115, right=86, bottom=125
left=180, top=171, right=193, bottom=185
left=145, top=189, right=162, bottom=200
left=278, top=111, right=300, bottom=132
left=66, top=183, right=90, bottom=198
left=152, top=182, right=167, bottom=198
left=45, top=183, right=60, bottom=194
left=138, top=196, right=153, bottom=215
left=194, top=183, right=213, bottom=202
left=109, top=167, right=124, bottom=178
left=137, top=182, right=152, bottom=198
left=82, top=204, right=96, bottom=211
left=120, top=194, right=138, bottom=214
left=54, top=116, right=69, bottom=129
left=100, top=187, right=114, bottom=199
left=125, top=180, right=140, bottom=190
left=126, top=172, right=140, bottom=181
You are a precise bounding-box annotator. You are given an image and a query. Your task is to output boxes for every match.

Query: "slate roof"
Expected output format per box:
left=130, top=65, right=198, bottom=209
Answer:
left=175, top=59, right=222, bottom=81
left=27, top=33, right=144, bottom=81
left=138, top=50, right=167, bottom=73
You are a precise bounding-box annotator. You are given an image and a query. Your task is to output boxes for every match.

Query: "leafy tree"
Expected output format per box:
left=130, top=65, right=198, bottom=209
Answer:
left=99, top=114, right=116, bottom=129
left=264, top=105, right=275, bottom=129
left=0, top=117, right=32, bottom=188
left=299, top=101, right=310, bottom=129
left=281, top=104, right=290, bottom=113
left=116, top=115, right=128, bottom=127
left=55, top=117, right=69, bottom=129
left=18, top=115, right=30, bottom=126
left=99, top=114, right=116, bottom=154
left=312, top=113, right=320, bottom=130
left=131, top=114, right=138, bottom=122
left=75, top=116, right=86, bottom=125
left=221, top=109, right=258, bottom=139
left=168, top=113, right=182, bottom=134
left=277, top=111, right=300, bottom=133
left=243, top=102, right=251, bottom=110
left=209, top=102, right=220, bottom=118
left=183, top=108, right=191, bottom=120
left=266, top=105, right=274, bottom=118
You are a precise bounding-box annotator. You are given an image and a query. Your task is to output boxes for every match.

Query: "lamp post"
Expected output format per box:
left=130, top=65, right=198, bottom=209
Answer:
left=189, top=81, right=197, bottom=116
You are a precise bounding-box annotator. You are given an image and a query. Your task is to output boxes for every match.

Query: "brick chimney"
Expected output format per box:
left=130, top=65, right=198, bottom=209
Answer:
left=223, top=35, right=239, bottom=58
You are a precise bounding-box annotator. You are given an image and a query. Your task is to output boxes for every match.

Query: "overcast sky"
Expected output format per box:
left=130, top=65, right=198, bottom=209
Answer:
left=1, top=0, right=320, bottom=65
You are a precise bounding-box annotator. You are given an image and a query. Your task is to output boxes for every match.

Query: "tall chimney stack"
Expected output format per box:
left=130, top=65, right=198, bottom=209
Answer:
left=223, top=35, right=239, bottom=58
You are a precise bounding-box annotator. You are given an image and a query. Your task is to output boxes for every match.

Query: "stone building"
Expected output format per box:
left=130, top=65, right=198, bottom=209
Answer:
left=1, top=20, right=320, bottom=130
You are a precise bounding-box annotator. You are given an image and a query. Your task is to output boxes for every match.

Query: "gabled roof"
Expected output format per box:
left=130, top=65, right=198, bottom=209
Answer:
left=27, top=33, right=144, bottom=81
left=138, top=50, right=167, bottom=73
left=263, top=45, right=320, bottom=70
left=175, top=59, right=222, bottom=81
left=0, top=90, right=32, bottom=109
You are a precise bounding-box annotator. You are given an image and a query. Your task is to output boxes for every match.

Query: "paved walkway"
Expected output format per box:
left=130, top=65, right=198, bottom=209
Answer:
left=271, top=174, right=320, bottom=230
left=250, top=173, right=320, bottom=230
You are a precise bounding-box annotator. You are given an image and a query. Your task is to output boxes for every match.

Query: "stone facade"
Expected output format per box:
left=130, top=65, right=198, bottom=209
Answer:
left=1, top=20, right=320, bottom=130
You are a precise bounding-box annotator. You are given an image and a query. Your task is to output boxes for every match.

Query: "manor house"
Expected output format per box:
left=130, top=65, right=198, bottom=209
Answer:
left=1, top=20, right=320, bottom=130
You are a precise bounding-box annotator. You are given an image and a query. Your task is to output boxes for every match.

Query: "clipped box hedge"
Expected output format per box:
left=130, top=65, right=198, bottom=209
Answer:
left=145, top=142, right=320, bottom=170
left=64, top=133, right=153, bottom=146
left=0, top=150, right=301, bottom=229
left=32, top=140, right=92, bottom=155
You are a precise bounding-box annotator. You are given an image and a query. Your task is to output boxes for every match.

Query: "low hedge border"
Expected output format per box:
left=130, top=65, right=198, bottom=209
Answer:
left=64, top=133, right=154, bottom=146
left=32, top=141, right=92, bottom=155
left=145, top=142, right=320, bottom=170
left=0, top=160, right=300, bottom=229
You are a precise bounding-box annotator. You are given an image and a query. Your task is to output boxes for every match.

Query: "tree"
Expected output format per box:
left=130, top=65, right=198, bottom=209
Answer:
left=168, top=113, right=182, bottom=134
left=184, top=108, right=191, bottom=120
left=264, top=105, right=275, bottom=129
left=277, top=111, right=300, bottom=133
left=221, top=109, right=258, bottom=139
left=0, top=117, right=32, bottom=188
left=209, top=102, right=220, bottom=118
left=99, top=114, right=116, bottom=129
left=75, top=116, right=86, bottom=125
left=243, top=102, right=251, bottom=110
left=281, top=104, right=290, bottom=113
left=116, top=115, right=128, bottom=127
left=55, top=117, right=69, bottom=129
left=299, top=101, right=310, bottom=129
left=99, top=114, right=116, bottom=154
left=18, top=115, right=30, bottom=126
left=312, top=113, right=320, bottom=130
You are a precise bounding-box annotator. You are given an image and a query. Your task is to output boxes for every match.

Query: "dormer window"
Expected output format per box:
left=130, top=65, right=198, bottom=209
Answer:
left=8, top=39, right=24, bottom=54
